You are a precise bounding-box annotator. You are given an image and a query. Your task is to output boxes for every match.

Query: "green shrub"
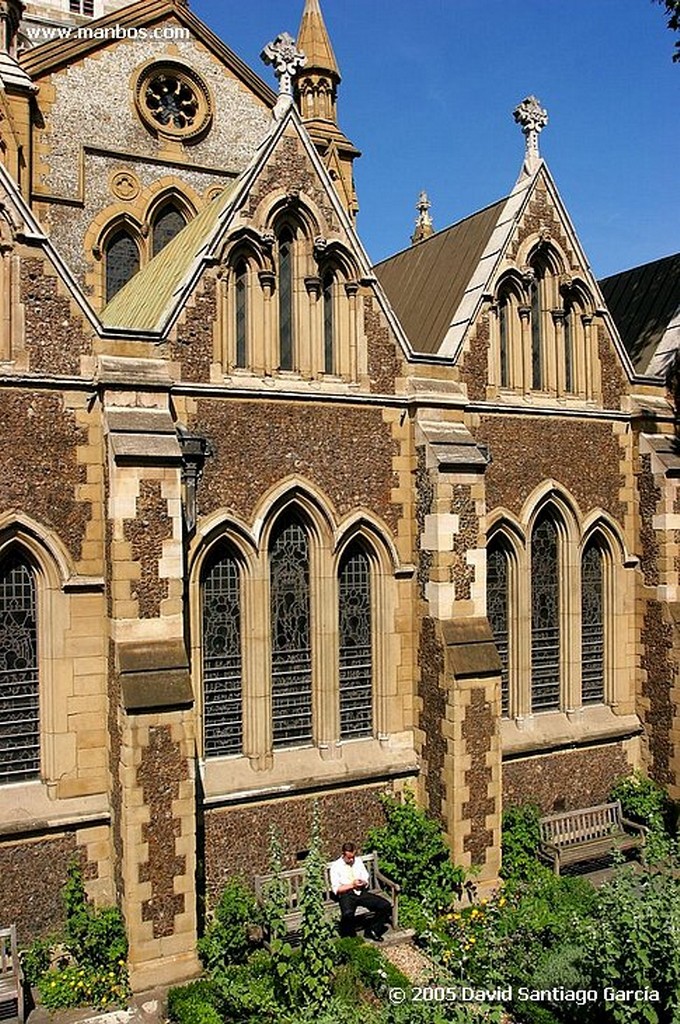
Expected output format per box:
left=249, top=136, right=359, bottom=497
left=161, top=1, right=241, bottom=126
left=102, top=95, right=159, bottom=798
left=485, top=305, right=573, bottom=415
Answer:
left=578, top=864, right=680, bottom=1023
left=335, top=936, right=410, bottom=993
left=167, top=979, right=223, bottom=1024
left=365, top=789, right=466, bottom=912
left=500, top=803, right=542, bottom=880
left=28, top=860, right=129, bottom=1011
left=610, top=770, right=673, bottom=862
left=197, top=875, right=261, bottom=969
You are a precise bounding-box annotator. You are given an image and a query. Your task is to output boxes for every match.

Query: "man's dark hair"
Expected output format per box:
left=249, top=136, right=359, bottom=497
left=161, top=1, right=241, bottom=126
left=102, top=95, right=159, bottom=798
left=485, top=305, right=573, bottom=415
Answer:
left=342, top=841, right=356, bottom=854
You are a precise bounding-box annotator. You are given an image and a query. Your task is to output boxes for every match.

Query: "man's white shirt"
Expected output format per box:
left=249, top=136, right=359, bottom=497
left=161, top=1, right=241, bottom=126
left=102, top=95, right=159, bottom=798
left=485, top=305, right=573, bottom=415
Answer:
left=329, top=854, right=369, bottom=895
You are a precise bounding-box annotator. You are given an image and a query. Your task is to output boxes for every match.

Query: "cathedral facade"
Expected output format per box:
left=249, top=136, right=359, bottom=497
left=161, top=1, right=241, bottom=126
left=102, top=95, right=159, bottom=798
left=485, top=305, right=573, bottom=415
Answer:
left=0, top=0, right=678, bottom=991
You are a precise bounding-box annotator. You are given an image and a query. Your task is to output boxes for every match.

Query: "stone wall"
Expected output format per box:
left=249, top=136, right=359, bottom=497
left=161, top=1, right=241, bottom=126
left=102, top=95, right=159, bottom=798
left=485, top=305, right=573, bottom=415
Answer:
left=203, top=785, right=390, bottom=903
left=503, top=743, right=631, bottom=813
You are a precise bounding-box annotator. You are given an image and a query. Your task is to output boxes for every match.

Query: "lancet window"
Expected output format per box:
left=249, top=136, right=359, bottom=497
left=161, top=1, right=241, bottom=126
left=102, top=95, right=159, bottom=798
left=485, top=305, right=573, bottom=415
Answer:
left=581, top=540, right=605, bottom=704
left=338, top=544, right=372, bottom=738
left=201, top=548, right=243, bottom=756
left=278, top=229, right=295, bottom=370
left=530, top=514, right=560, bottom=711
left=270, top=517, right=312, bottom=747
left=0, top=552, right=39, bottom=784
left=105, top=229, right=140, bottom=302
left=487, top=540, right=510, bottom=716
left=151, top=203, right=187, bottom=257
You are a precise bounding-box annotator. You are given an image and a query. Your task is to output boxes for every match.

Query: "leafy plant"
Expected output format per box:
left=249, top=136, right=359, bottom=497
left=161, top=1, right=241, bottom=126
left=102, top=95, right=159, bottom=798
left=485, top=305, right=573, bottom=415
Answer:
left=297, top=803, right=337, bottom=1009
left=610, top=770, right=674, bottom=862
left=167, top=979, right=223, bottom=1024
left=500, top=803, right=542, bottom=880
left=366, top=789, right=466, bottom=912
left=197, top=875, right=262, bottom=970
left=28, top=860, right=129, bottom=1011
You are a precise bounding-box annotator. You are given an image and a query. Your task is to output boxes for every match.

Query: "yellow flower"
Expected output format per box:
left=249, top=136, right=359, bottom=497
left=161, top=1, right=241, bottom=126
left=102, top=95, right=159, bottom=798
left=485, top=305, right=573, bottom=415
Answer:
left=453, top=913, right=460, bottom=920
left=499, top=897, right=506, bottom=907
left=469, top=937, right=476, bottom=944
left=470, top=909, right=479, bottom=918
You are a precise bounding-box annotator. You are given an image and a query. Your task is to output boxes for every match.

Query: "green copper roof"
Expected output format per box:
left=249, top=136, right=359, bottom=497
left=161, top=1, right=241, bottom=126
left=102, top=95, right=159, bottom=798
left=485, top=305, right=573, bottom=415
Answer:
left=100, top=182, right=237, bottom=332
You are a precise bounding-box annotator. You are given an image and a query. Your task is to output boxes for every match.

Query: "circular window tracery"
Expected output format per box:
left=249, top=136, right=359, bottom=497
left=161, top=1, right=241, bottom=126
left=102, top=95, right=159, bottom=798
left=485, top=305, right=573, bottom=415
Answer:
left=134, top=61, right=212, bottom=142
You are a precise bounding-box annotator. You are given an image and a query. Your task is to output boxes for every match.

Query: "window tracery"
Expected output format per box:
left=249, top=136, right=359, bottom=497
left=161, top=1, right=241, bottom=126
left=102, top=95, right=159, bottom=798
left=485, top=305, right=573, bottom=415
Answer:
left=0, top=552, right=39, bottom=784
left=486, top=540, right=510, bottom=716
left=530, top=514, right=560, bottom=711
left=278, top=228, right=295, bottom=370
left=151, top=203, right=187, bottom=256
left=270, top=517, right=312, bottom=747
left=202, top=549, right=243, bottom=757
left=581, top=540, right=605, bottom=704
left=338, top=544, right=372, bottom=738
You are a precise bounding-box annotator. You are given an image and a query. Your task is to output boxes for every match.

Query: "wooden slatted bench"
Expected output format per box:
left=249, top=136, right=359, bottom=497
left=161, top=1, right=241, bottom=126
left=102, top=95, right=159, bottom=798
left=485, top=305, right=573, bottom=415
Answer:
left=539, top=800, right=646, bottom=876
left=0, top=925, right=24, bottom=1024
left=254, top=852, right=400, bottom=936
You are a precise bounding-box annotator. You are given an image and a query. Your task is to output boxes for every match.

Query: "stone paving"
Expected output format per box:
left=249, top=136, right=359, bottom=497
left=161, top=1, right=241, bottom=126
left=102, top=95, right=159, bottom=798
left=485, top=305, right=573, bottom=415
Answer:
left=26, top=987, right=169, bottom=1024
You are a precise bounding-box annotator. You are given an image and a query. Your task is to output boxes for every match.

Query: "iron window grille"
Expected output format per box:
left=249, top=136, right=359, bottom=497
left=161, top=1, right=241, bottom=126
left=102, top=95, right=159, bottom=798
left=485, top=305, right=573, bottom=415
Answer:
left=339, top=546, right=372, bottom=739
left=202, top=552, right=243, bottom=756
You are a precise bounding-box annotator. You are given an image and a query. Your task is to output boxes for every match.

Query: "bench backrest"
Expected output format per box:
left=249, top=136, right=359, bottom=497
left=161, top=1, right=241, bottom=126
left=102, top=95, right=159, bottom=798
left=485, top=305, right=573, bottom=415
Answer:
left=0, top=925, right=19, bottom=990
left=540, top=801, right=623, bottom=848
left=255, top=852, right=379, bottom=911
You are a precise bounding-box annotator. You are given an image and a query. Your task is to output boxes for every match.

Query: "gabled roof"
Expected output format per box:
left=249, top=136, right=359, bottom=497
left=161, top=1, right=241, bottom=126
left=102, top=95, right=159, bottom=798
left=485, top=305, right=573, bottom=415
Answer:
left=20, top=0, right=276, bottom=107
left=100, top=107, right=407, bottom=346
left=600, top=253, right=680, bottom=377
left=374, top=198, right=507, bottom=355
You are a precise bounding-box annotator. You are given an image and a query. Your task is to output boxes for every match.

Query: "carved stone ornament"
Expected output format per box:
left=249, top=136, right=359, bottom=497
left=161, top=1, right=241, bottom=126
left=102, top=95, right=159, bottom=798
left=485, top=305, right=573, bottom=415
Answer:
left=313, top=236, right=328, bottom=258
left=513, top=95, right=548, bottom=173
left=260, top=230, right=275, bottom=249
left=559, top=273, right=574, bottom=295
left=133, top=60, right=213, bottom=142
left=520, top=264, right=536, bottom=285
left=110, top=170, right=140, bottom=202
left=261, top=32, right=306, bottom=98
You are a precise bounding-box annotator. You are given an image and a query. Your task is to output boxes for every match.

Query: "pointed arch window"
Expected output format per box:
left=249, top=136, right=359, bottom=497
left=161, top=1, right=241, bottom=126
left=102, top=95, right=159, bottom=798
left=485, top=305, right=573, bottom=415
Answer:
left=270, top=517, right=312, bottom=746
left=202, top=548, right=242, bottom=756
left=323, top=271, right=335, bottom=374
left=564, top=300, right=575, bottom=394
left=339, top=544, right=372, bottom=738
left=0, top=552, right=39, bottom=784
left=581, top=540, right=605, bottom=704
left=235, top=260, right=248, bottom=369
left=531, top=513, right=560, bottom=711
left=278, top=229, right=294, bottom=370
left=530, top=270, right=543, bottom=390
left=151, top=203, right=187, bottom=257
left=105, top=229, right=140, bottom=302
left=487, top=539, right=510, bottom=716
left=498, top=294, right=510, bottom=388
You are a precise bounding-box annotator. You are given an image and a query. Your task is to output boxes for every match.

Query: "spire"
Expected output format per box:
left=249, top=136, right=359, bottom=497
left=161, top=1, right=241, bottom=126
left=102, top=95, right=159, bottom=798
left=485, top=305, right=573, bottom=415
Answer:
left=293, top=0, right=360, bottom=221
left=296, top=0, right=339, bottom=81
left=411, top=191, right=434, bottom=244
left=513, top=95, right=548, bottom=175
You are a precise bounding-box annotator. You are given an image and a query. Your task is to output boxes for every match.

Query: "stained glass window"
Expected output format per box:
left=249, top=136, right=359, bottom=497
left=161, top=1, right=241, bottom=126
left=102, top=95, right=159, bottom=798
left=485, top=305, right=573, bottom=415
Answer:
left=105, top=230, right=139, bottom=302
left=487, top=542, right=510, bottom=716
left=278, top=230, right=294, bottom=370
left=270, top=519, right=312, bottom=746
left=323, top=272, right=335, bottom=374
left=202, top=550, right=242, bottom=756
left=581, top=541, right=605, bottom=704
left=152, top=204, right=186, bottom=257
left=339, top=545, right=372, bottom=738
left=235, top=261, right=248, bottom=368
left=531, top=515, right=560, bottom=710
left=0, top=553, right=39, bottom=784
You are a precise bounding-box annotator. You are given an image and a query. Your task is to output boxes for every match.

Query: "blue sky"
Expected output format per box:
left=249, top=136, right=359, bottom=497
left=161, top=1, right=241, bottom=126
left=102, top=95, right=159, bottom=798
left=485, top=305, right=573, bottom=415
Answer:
left=191, top=0, right=679, bottom=278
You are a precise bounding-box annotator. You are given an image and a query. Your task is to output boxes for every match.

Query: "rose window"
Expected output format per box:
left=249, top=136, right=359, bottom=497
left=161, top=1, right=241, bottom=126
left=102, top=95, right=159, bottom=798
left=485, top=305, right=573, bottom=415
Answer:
left=134, top=62, right=212, bottom=141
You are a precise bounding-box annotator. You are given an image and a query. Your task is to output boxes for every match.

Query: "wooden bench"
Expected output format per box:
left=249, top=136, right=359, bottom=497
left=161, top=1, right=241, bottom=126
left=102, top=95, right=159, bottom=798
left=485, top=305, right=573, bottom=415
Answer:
left=539, top=800, right=646, bottom=875
left=0, top=925, right=24, bottom=1024
left=254, top=852, right=400, bottom=935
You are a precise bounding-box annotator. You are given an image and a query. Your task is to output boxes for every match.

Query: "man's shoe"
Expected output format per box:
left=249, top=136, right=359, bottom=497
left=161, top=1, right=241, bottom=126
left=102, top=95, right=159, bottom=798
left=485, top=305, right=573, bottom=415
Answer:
left=366, top=930, right=384, bottom=942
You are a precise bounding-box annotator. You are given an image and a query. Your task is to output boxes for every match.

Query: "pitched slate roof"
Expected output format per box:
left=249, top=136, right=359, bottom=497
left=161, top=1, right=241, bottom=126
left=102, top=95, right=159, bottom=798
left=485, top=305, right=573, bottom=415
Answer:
left=374, top=198, right=507, bottom=355
left=100, top=182, right=237, bottom=332
left=599, top=253, right=680, bottom=376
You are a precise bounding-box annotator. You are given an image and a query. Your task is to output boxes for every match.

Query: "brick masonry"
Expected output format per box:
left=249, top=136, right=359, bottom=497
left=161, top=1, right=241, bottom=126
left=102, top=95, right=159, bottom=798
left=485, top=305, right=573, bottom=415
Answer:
left=243, top=134, right=340, bottom=233
left=203, top=786, right=389, bottom=903
left=476, top=415, right=626, bottom=523
left=462, top=688, right=495, bottom=866
left=0, top=390, right=92, bottom=562
left=417, top=617, right=446, bottom=821
left=503, top=743, right=631, bottom=813
left=364, top=295, right=400, bottom=395
left=167, top=277, right=217, bottom=384
left=459, top=316, right=490, bottom=402
left=640, top=601, right=677, bottom=786
left=638, top=454, right=661, bottom=588
left=193, top=399, right=401, bottom=531
left=20, top=257, right=93, bottom=376
left=123, top=481, right=173, bottom=619
left=137, top=726, right=189, bottom=939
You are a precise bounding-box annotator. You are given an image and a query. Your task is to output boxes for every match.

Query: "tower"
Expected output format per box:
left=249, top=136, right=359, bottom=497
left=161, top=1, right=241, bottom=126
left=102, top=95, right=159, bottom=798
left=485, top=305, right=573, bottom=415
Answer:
left=294, top=0, right=360, bottom=219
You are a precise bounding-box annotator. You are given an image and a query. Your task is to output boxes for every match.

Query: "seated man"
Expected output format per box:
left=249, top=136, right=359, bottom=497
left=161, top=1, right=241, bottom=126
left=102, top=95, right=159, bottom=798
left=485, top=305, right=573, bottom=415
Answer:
left=329, top=841, right=392, bottom=941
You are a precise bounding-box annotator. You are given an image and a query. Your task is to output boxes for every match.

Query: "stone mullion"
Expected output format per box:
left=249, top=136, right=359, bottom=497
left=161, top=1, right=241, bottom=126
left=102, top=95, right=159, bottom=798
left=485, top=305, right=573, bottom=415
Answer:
left=258, top=270, right=275, bottom=375
left=563, top=529, right=580, bottom=714
left=582, top=314, right=594, bottom=401
left=515, top=545, right=532, bottom=721
left=551, top=308, right=565, bottom=397
left=345, top=281, right=358, bottom=381
left=247, top=554, right=272, bottom=768
left=304, top=275, right=322, bottom=377
left=314, top=540, right=339, bottom=758
left=373, top=562, right=392, bottom=741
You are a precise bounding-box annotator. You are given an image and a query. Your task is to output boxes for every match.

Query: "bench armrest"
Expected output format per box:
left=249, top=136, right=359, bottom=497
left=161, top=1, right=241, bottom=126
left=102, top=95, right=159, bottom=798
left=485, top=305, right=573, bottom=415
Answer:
left=375, top=867, right=400, bottom=894
left=620, top=817, right=647, bottom=839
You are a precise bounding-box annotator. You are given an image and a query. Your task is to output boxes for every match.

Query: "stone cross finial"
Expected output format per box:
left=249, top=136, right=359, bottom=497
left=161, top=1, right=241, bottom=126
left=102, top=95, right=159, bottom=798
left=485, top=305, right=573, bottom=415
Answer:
left=513, top=95, right=548, bottom=173
left=411, top=191, right=434, bottom=245
left=261, top=32, right=307, bottom=98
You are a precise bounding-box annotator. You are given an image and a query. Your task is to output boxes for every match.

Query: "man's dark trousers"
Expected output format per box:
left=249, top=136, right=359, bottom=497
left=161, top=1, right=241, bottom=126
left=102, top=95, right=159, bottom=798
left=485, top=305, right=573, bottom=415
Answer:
left=338, top=890, right=391, bottom=937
